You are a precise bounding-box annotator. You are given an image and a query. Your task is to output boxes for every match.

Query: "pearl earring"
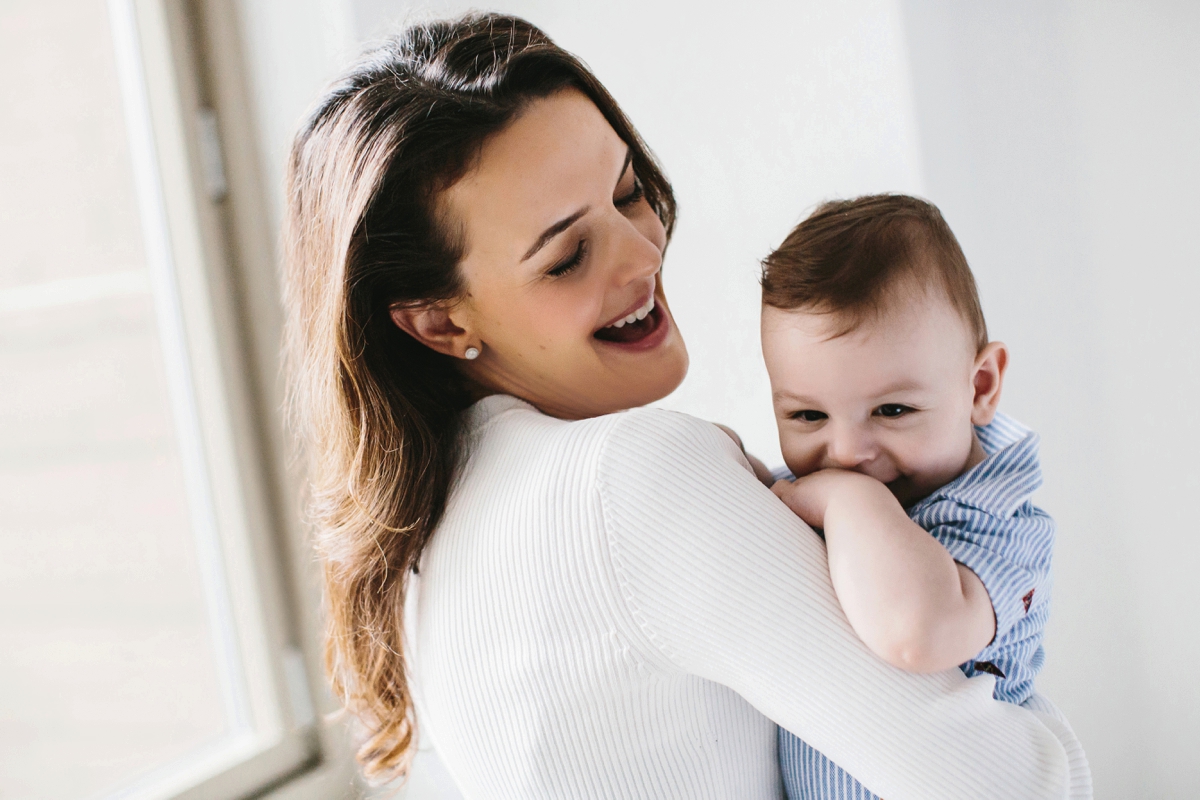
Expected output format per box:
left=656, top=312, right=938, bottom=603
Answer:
left=464, top=346, right=480, bottom=360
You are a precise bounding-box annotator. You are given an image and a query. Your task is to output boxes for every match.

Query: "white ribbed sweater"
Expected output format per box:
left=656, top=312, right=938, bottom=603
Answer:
left=406, top=395, right=1087, bottom=799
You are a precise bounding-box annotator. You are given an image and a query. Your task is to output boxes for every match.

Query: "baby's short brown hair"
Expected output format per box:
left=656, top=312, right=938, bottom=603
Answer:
left=761, top=194, right=988, bottom=352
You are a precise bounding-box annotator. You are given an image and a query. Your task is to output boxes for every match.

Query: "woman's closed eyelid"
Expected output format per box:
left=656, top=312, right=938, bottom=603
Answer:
left=546, top=239, right=588, bottom=278
left=614, top=174, right=644, bottom=208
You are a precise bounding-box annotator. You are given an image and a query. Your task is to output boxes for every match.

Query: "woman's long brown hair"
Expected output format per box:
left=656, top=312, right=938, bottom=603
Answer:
left=282, top=13, right=676, bottom=781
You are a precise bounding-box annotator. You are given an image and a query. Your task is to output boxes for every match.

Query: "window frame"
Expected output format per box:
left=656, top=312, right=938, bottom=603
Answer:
left=110, top=0, right=360, bottom=796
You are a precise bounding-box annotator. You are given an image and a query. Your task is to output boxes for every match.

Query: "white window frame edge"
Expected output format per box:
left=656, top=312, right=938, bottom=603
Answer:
left=173, top=0, right=365, bottom=793
left=107, top=0, right=361, bottom=797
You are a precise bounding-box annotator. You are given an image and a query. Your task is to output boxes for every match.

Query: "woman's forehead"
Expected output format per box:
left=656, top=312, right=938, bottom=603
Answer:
left=439, top=89, right=627, bottom=262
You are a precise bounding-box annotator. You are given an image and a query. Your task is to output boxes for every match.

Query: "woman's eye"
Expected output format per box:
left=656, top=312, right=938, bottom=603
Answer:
left=547, top=240, right=588, bottom=277
left=790, top=410, right=828, bottom=423
left=615, top=175, right=644, bottom=208
left=875, top=404, right=912, bottom=418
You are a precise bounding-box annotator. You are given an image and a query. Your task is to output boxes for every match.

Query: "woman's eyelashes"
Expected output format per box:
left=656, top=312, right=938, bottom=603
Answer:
left=615, top=175, right=644, bottom=208
left=547, top=239, right=588, bottom=277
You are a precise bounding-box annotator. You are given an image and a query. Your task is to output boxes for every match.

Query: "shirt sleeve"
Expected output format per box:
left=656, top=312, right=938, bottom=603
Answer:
left=595, top=408, right=1080, bottom=800
left=926, top=502, right=1054, bottom=643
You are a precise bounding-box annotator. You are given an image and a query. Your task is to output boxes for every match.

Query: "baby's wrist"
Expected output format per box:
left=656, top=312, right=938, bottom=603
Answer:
left=780, top=469, right=878, bottom=529
left=823, top=470, right=888, bottom=506
left=821, top=471, right=906, bottom=530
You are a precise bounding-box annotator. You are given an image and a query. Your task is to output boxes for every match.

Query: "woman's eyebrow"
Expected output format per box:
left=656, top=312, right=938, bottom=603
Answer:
left=520, top=149, right=634, bottom=263
left=522, top=207, right=589, bottom=262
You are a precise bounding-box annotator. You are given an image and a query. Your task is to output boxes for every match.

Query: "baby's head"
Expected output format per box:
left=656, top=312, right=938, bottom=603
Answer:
left=760, top=194, right=1008, bottom=506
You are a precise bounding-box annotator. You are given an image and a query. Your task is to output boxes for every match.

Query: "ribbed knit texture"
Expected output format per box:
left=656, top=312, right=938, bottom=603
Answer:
left=404, top=395, right=1088, bottom=799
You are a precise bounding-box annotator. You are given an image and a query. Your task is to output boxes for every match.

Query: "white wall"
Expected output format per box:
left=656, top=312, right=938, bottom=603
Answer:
left=235, top=1, right=1200, bottom=796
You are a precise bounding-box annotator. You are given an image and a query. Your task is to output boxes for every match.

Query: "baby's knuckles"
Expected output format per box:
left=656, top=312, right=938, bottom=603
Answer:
left=774, top=469, right=881, bottom=528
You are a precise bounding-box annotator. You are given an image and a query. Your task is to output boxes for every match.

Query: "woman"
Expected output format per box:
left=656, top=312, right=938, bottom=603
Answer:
left=284, top=14, right=1087, bottom=799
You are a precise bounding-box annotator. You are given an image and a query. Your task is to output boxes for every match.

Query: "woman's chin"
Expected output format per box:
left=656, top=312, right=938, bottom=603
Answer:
left=574, top=343, right=685, bottom=417
left=630, top=332, right=689, bottom=408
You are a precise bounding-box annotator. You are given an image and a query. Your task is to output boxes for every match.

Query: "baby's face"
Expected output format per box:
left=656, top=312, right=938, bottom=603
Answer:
left=762, top=290, right=989, bottom=506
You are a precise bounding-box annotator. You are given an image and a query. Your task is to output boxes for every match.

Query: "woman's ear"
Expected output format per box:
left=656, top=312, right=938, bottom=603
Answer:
left=970, top=341, right=1009, bottom=426
left=389, top=301, right=475, bottom=359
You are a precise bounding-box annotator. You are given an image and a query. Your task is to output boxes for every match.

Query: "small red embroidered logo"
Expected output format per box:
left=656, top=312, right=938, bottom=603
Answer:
left=1022, top=589, right=1035, bottom=613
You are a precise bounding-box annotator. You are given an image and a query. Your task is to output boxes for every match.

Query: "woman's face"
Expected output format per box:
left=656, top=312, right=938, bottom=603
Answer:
left=427, top=89, right=688, bottom=420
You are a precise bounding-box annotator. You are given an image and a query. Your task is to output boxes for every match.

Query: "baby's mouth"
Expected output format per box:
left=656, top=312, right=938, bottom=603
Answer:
left=594, top=296, right=662, bottom=343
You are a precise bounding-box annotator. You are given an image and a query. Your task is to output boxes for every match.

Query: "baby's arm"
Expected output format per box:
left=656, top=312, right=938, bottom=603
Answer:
left=773, top=469, right=995, bottom=672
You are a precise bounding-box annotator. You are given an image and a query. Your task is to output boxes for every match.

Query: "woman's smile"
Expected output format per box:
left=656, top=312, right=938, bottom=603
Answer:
left=593, top=286, right=671, bottom=350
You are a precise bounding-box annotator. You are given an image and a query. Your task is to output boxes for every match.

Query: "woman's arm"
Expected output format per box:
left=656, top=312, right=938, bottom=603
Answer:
left=772, top=468, right=996, bottom=672
left=597, top=409, right=1082, bottom=800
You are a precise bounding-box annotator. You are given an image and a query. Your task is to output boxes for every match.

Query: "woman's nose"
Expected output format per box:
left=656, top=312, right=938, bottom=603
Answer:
left=610, top=212, right=663, bottom=286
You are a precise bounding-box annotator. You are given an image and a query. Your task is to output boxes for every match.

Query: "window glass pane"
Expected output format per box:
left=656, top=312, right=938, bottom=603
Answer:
left=0, top=1, right=242, bottom=797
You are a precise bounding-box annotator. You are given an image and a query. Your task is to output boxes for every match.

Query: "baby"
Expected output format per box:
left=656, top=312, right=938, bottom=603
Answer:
left=760, top=195, right=1056, bottom=800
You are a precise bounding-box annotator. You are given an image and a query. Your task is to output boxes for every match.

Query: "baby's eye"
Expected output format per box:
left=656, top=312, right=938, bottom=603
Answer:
left=790, top=409, right=828, bottom=423
left=875, top=404, right=913, bottom=418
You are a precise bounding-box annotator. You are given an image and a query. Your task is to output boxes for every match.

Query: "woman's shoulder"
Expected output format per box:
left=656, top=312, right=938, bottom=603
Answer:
left=460, top=397, right=750, bottom=498
left=600, top=405, right=747, bottom=472
left=465, top=396, right=733, bottom=456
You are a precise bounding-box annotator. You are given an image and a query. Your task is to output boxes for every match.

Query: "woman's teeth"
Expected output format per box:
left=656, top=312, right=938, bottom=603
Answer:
left=608, top=297, right=655, bottom=329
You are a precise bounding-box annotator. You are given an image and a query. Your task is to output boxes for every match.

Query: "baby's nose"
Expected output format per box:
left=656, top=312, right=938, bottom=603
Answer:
left=826, top=429, right=876, bottom=469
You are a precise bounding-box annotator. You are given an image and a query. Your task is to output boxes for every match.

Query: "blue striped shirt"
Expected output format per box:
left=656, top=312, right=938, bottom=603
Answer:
left=777, top=413, right=1055, bottom=800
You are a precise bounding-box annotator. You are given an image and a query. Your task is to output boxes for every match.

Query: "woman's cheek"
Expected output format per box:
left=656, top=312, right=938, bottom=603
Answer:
left=561, top=284, right=607, bottom=339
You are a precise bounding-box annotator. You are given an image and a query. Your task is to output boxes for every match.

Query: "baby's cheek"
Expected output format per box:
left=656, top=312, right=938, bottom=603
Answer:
left=901, top=436, right=970, bottom=489
left=780, top=440, right=820, bottom=478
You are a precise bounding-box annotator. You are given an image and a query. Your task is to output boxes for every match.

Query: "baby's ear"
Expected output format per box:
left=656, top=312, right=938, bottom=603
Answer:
left=970, top=342, right=1009, bottom=426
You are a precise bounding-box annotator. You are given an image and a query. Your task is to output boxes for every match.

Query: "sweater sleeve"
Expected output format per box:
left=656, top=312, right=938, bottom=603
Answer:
left=595, top=408, right=1081, bottom=800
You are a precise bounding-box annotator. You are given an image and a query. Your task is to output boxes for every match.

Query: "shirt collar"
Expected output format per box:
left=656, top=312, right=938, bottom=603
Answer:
left=462, top=393, right=539, bottom=432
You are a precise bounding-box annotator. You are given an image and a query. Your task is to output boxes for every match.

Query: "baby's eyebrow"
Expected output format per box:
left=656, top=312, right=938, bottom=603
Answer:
left=772, top=390, right=817, bottom=404
left=870, top=380, right=924, bottom=396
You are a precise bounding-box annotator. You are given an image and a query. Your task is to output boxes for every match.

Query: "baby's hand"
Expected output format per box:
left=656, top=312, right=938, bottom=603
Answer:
left=772, top=469, right=877, bottom=528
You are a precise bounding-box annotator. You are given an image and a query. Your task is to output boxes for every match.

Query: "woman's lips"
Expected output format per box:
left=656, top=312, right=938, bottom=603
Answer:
left=593, top=302, right=668, bottom=349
